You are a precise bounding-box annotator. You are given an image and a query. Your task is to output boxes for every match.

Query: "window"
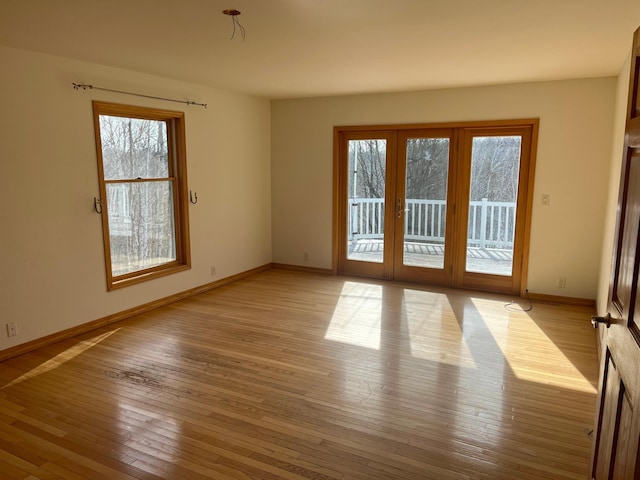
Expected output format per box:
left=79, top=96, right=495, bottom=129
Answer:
left=93, top=101, right=191, bottom=290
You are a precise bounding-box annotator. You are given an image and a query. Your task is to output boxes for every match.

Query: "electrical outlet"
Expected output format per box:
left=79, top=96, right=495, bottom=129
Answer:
left=558, top=276, right=567, bottom=288
left=6, top=322, right=17, bottom=337
left=542, top=194, right=551, bottom=206
left=304, top=252, right=310, bottom=262
left=210, top=266, right=216, bottom=276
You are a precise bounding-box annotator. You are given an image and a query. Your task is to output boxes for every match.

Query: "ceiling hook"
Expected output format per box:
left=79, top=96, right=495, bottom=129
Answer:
left=223, top=9, right=245, bottom=41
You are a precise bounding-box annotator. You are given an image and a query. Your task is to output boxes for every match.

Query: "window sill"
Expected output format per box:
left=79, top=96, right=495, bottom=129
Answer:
left=108, top=263, right=191, bottom=291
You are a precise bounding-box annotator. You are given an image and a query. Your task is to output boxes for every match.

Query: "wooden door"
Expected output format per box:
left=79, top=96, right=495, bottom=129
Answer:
left=336, top=121, right=537, bottom=295
left=590, top=27, right=640, bottom=479
left=392, top=129, right=457, bottom=285
left=391, top=126, right=534, bottom=294
left=453, top=126, right=535, bottom=295
left=336, top=131, right=397, bottom=279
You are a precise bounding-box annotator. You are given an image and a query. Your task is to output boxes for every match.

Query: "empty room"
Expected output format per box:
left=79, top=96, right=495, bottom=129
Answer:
left=1, top=1, right=640, bottom=478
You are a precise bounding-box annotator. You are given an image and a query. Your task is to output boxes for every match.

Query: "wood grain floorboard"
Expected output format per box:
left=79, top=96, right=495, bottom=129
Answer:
left=0, top=269, right=599, bottom=479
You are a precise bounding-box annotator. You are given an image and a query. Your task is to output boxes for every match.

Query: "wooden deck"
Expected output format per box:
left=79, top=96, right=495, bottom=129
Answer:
left=0, top=269, right=599, bottom=479
left=349, top=240, right=514, bottom=275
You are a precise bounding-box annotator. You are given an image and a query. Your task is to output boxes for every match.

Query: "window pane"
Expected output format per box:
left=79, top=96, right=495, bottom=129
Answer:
left=99, top=115, right=169, bottom=180
left=466, top=136, right=521, bottom=276
left=347, top=139, right=387, bottom=263
left=107, top=181, right=176, bottom=276
left=403, top=137, right=450, bottom=269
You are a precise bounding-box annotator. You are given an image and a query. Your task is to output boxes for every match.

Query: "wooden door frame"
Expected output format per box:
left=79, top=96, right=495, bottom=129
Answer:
left=392, top=128, right=458, bottom=285
left=333, top=118, right=539, bottom=296
left=335, top=130, right=397, bottom=279
left=453, top=124, right=537, bottom=294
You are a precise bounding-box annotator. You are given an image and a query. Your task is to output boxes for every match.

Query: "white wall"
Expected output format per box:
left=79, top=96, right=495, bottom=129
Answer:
left=0, top=46, right=271, bottom=350
left=596, top=54, right=633, bottom=314
left=272, top=78, right=616, bottom=299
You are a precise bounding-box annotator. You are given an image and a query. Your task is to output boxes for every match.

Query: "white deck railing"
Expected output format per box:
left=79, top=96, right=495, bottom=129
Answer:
left=348, top=198, right=516, bottom=249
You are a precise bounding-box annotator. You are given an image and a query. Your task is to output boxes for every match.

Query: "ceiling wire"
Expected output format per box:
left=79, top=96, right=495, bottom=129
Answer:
left=223, top=9, right=245, bottom=41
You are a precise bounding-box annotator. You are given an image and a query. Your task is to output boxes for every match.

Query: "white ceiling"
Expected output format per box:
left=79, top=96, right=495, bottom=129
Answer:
left=1, top=0, right=640, bottom=99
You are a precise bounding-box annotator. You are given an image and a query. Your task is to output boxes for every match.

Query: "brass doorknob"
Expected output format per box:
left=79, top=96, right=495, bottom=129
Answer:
left=591, top=313, right=611, bottom=329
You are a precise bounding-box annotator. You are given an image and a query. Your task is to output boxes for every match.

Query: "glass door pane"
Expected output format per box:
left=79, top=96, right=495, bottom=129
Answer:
left=347, top=139, right=387, bottom=263
left=465, top=136, right=522, bottom=276
left=403, top=137, right=450, bottom=269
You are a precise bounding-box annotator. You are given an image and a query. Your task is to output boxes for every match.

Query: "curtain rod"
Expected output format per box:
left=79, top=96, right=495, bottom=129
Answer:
left=72, top=83, right=207, bottom=108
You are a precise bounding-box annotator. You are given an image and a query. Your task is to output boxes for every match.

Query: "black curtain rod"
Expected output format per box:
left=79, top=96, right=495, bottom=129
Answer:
left=72, top=83, right=207, bottom=108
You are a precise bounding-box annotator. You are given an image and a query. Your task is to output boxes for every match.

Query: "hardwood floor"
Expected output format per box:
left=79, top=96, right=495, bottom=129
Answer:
left=0, top=269, right=600, bottom=479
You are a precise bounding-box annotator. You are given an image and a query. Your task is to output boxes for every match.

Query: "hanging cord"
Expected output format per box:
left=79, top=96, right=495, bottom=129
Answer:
left=232, top=15, right=246, bottom=41
left=72, top=83, right=207, bottom=108
left=504, top=289, right=533, bottom=312
left=223, top=9, right=245, bottom=41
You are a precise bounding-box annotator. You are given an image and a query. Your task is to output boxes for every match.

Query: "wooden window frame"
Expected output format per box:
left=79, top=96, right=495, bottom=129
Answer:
left=93, top=101, right=191, bottom=291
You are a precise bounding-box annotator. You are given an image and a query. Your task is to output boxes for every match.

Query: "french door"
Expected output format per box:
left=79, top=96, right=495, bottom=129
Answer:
left=335, top=120, right=537, bottom=295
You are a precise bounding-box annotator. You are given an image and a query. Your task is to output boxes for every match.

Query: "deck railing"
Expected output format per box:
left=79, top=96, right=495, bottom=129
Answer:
left=348, top=198, right=516, bottom=249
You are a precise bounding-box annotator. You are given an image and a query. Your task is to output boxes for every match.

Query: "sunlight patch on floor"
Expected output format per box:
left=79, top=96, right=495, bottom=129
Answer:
left=325, top=282, right=383, bottom=349
left=470, top=298, right=597, bottom=394
left=403, top=289, right=478, bottom=368
left=325, top=283, right=478, bottom=368
left=323, top=281, right=595, bottom=395
left=1, top=328, right=121, bottom=389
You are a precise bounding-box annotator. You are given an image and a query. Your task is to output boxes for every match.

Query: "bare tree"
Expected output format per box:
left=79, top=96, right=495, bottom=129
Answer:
left=99, top=115, right=174, bottom=275
left=469, top=136, right=521, bottom=202
left=405, top=138, right=449, bottom=200
left=349, top=140, right=387, bottom=199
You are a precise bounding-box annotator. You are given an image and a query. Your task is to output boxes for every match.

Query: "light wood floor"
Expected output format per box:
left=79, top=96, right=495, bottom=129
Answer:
left=0, top=269, right=600, bottom=479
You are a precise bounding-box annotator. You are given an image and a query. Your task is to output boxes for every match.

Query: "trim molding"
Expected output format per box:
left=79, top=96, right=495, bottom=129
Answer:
left=0, top=264, right=272, bottom=362
left=528, top=292, right=596, bottom=309
left=271, top=263, right=334, bottom=275
left=0, top=264, right=596, bottom=363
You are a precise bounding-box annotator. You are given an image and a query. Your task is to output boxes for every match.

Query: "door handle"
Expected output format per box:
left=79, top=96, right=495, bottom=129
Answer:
left=591, top=313, right=611, bottom=329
